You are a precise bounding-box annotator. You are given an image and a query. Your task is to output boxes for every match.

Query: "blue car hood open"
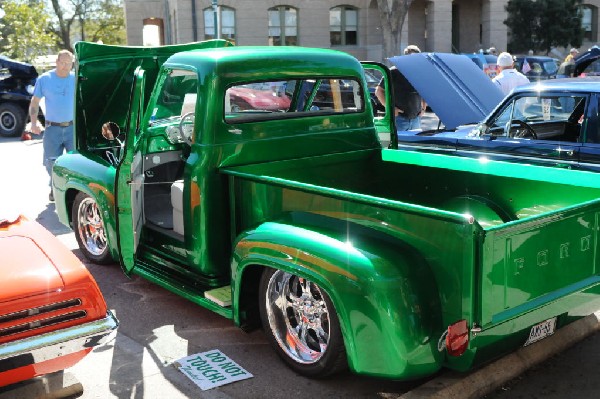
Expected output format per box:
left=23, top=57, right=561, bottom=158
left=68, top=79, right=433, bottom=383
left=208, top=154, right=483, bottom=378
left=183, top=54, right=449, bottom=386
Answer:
left=389, top=53, right=504, bottom=129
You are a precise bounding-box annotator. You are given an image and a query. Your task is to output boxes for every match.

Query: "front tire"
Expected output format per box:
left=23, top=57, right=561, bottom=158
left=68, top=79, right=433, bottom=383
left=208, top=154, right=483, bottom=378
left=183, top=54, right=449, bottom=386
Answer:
left=0, top=103, right=26, bottom=137
left=259, top=268, right=347, bottom=378
left=72, top=192, right=112, bottom=264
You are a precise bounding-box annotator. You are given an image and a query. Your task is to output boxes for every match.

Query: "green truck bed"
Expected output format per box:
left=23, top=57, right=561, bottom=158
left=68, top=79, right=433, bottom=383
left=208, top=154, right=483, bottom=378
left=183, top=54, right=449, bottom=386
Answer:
left=223, top=148, right=600, bottom=375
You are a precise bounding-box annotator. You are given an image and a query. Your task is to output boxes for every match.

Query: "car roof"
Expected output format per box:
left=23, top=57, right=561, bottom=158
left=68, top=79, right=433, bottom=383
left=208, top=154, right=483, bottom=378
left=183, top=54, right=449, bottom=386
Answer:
left=574, top=47, right=600, bottom=76
left=511, top=76, right=600, bottom=93
left=514, top=55, right=555, bottom=60
left=389, top=52, right=504, bottom=129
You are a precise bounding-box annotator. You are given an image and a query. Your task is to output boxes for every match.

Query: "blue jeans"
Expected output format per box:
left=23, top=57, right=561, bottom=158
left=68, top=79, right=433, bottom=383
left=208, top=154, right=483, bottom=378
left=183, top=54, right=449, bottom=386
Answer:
left=395, top=115, right=421, bottom=132
left=43, top=124, right=74, bottom=187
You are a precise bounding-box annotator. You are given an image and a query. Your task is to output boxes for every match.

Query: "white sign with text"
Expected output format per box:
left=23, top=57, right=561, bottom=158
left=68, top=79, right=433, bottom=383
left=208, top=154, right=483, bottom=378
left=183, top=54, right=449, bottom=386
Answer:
left=176, top=349, right=253, bottom=390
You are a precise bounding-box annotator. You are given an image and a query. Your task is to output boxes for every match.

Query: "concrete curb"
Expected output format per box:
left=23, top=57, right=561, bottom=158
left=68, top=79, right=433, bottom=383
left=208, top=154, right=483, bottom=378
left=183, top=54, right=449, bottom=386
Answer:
left=400, top=311, right=600, bottom=399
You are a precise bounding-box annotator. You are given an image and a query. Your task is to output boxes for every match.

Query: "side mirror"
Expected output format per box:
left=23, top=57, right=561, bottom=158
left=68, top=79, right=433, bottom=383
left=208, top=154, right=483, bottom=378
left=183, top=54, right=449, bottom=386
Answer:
left=101, top=121, right=120, bottom=141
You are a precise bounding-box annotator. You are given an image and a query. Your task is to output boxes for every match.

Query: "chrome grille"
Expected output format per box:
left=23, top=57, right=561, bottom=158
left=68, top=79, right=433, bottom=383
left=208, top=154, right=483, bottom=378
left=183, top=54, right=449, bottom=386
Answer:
left=0, top=299, right=86, bottom=338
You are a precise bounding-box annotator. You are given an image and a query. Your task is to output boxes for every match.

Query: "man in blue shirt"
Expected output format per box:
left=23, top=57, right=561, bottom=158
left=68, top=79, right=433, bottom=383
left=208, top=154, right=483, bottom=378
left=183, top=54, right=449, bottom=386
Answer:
left=29, top=50, right=75, bottom=201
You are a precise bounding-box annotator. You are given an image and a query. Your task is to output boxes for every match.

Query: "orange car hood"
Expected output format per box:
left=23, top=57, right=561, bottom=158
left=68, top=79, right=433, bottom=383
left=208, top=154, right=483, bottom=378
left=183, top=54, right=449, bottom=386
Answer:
left=0, top=236, right=64, bottom=302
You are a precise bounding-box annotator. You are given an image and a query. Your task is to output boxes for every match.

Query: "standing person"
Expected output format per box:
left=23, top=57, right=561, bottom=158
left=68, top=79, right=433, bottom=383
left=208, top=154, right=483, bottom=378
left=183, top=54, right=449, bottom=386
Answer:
left=565, top=47, right=579, bottom=63
left=375, top=44, right=426, bottom=132
left=492, top=52, right=530, bottom=96
left=29, top=50, right=76, bottom=202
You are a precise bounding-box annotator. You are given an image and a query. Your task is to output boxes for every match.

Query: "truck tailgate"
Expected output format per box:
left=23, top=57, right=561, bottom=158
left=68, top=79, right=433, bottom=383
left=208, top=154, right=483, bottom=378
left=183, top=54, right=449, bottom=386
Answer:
left=480, top=203, right=600, bottom=327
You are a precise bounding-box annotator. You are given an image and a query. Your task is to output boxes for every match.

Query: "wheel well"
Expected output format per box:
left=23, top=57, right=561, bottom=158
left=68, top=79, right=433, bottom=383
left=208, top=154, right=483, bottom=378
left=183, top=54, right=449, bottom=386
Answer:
left=237, top=264, right=265, bottom=331
left=65, top=188, right=79, bottom=227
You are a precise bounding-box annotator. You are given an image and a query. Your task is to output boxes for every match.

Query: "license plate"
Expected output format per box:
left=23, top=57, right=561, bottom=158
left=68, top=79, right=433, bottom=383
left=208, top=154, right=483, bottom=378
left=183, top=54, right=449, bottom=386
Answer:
left=524, top=317, right=556, bottom=346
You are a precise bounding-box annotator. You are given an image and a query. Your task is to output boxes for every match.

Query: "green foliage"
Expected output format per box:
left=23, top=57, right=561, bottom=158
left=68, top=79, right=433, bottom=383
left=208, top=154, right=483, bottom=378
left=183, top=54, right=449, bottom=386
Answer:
left=0, top=0, right=56, bottom=62
left=47, top=0, right=126, bottom=50
left=505, top=0, right=584, bottom=54
left=0, top=0, right=126, bottom=60
left=84, top=0, right=126, bottom=45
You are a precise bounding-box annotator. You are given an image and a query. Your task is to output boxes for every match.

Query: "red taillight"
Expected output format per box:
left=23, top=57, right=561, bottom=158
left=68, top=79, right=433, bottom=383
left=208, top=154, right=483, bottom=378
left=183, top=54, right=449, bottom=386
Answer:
left=446, top=319, right=469, bottom=357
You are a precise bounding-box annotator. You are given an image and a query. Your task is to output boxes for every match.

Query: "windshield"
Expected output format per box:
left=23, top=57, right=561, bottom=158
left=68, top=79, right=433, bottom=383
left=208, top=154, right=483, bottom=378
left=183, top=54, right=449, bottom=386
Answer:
left=151, top=69, right=198, bottom=123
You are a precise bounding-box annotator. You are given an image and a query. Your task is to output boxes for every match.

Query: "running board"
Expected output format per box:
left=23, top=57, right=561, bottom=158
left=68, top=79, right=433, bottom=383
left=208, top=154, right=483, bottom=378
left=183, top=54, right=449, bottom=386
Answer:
left=132, top=263, right=233, bottom=319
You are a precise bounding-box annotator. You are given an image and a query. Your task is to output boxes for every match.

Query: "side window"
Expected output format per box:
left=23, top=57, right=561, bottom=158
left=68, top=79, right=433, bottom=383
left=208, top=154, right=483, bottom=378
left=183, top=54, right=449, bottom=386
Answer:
left=224, top=78, right=365, bottom=123
left=151, top=69, right=198, bottom=123
left=488, top=95, right=586, bottom=140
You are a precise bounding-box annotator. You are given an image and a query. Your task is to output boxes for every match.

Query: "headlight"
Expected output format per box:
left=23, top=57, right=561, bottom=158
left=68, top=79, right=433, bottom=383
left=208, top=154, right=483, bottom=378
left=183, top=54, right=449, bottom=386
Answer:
left=26, top=84, right=35, bottom=95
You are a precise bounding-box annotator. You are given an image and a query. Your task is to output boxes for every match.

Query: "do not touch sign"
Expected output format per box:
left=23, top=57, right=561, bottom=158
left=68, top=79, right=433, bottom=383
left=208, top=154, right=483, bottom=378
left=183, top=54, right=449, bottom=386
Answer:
left=176, top=349, right=253, bottom=390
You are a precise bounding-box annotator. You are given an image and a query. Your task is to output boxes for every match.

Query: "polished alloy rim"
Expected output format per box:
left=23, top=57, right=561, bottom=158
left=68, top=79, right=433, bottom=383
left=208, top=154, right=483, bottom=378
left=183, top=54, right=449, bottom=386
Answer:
left=77, top=197, right=107, bottom=256
left=265, top=270, right=330, bottom=364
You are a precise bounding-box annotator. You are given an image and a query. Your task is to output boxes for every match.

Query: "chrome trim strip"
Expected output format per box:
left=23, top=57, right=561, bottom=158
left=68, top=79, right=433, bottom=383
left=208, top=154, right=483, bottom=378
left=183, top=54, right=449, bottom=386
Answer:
left=0, top=298, right=82, bottom=324
left=0, top=311, right=118, bottom=366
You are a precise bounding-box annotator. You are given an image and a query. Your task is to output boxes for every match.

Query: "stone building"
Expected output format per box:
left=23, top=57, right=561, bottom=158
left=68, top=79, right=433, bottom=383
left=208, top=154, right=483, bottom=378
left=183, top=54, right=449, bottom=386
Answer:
left=124, top=0, right=600, bottom=62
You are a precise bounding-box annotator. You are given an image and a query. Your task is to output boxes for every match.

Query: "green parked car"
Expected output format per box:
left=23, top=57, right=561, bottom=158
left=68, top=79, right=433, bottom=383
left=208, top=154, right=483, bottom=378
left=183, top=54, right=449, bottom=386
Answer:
left=52, top=40, right=600, bottom=379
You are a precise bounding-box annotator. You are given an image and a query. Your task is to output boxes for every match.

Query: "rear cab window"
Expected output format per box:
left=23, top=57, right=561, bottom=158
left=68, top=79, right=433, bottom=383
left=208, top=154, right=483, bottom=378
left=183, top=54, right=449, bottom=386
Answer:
left=224, top=78, right=365, bottom=124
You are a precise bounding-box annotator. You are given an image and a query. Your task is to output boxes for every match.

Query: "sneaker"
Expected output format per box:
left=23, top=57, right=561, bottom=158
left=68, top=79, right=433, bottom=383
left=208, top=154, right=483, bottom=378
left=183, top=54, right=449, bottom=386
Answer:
left=49, top=190, right=54, bottom=202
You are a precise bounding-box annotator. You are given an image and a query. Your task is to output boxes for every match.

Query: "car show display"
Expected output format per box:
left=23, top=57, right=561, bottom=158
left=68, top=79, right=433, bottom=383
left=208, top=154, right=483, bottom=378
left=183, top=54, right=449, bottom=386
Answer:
left=50, top=40, right=600, bottom=380
left=372, top=52, right=600, bottom=172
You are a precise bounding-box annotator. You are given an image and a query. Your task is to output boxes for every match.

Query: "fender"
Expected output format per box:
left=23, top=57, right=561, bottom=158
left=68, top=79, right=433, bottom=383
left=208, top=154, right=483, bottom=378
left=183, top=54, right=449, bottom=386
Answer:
left=53, top=152, right=119, bottom=260
left=231, top=215, right=444, bottom=379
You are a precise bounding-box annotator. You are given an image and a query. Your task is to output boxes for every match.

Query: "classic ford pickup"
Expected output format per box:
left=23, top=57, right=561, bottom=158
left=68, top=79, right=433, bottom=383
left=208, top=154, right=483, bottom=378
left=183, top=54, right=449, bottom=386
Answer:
left=52, top=40, right=600, bottom=379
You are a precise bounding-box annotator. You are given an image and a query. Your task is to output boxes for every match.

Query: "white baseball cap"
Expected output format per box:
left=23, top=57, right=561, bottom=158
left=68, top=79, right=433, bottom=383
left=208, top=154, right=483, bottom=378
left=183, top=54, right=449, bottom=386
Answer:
left=497, top=52, right=514, bottom=67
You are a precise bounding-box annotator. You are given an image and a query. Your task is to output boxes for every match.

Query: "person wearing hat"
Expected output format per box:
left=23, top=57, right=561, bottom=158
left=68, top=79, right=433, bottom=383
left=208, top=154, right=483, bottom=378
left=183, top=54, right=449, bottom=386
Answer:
left=565, top=48, right=579, bottom=62
left=375, top=44, right=427, bottom=132
left=492, top=52, right=530, bottom=95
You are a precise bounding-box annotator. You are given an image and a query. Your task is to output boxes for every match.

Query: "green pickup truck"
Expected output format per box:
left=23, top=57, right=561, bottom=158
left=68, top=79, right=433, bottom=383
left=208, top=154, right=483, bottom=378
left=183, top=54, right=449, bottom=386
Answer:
left=53, top=40, right=600, bottom=379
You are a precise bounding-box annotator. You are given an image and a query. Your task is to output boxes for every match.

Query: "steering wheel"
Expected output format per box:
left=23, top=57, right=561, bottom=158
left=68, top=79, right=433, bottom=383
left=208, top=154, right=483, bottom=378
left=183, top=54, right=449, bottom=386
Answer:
left=179, top=112, right=195, bottom=144
left=511, top=120, right=537, bottom=139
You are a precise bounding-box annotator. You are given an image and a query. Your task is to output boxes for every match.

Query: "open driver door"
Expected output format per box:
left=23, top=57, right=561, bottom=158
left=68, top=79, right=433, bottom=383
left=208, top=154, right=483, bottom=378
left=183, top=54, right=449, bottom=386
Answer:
left=115, top=66, right=146, bottom=274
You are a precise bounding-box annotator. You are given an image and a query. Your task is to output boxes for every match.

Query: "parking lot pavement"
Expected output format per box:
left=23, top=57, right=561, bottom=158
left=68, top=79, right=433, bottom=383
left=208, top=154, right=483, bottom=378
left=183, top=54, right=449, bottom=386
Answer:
left=3, top=130, right=600, bottom=399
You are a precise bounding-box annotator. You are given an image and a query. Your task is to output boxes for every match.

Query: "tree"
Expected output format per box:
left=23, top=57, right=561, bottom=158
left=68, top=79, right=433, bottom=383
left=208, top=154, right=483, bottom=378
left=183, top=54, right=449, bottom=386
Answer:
left=376, top=0, right=414, bottom=62
left=47, top=0, right=126, bottom=50
left=504, top=0, right=584, bottom=54
left=0, top=0, right=125, bottom=60
left=0, top=0, right=55, bottom=62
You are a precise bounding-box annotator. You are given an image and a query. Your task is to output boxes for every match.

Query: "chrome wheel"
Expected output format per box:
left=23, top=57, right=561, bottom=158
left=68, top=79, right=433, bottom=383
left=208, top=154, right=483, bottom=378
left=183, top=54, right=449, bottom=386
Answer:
left=75, top=195, right=108, bottom=258
left=77, top=197, right=106, bottom=256
left=264, top=270, right=331, bottom=364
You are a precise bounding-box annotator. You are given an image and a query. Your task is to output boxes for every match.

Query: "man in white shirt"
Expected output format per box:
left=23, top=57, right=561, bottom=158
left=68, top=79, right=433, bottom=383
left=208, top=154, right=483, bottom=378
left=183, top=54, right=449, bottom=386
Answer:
left=492, top=52, right=530, bottom=95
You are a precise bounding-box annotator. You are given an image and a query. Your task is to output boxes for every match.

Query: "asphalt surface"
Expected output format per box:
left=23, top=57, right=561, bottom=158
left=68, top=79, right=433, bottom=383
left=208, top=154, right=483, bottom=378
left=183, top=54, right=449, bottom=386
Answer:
left=2, top=127, right=600, bottom=399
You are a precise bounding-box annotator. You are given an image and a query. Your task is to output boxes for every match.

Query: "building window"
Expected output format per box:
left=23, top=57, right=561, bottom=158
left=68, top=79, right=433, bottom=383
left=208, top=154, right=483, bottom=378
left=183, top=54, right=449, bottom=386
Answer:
left=204, top=6, right=236, bottom=41
left=582, top=5, right=598, bottom=42
left=143, top=18, right=164, bottom=46
left=268, top=6, right=298, bottom=46
left=330, top=6, right=357, bottom=46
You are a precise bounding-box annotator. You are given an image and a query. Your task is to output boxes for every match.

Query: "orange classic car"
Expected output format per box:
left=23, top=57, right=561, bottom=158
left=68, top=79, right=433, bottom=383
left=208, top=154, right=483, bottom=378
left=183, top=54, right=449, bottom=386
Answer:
left=0, top=215, right=118, bottom=387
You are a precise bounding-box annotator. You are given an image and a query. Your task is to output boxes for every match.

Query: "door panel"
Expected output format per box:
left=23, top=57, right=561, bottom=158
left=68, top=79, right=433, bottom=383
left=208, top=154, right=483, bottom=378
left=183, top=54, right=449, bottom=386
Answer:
left=115, top=66, right=146, bottom=274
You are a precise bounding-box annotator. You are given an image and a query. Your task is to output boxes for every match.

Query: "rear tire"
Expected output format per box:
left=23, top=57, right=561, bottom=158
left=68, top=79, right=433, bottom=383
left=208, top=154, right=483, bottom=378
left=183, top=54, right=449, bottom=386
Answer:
left=259, top=268, right=347, bottom=378
left=0, top=103, right=26, bottom=137
left=72, top=192, right=112, bottom=264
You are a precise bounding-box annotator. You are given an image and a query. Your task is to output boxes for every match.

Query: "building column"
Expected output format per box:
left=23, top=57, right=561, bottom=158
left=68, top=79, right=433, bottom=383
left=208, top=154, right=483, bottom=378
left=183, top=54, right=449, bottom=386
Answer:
left=481, top=0, right=508, bottom=52
left=424, top=0, right=452, bottom=52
